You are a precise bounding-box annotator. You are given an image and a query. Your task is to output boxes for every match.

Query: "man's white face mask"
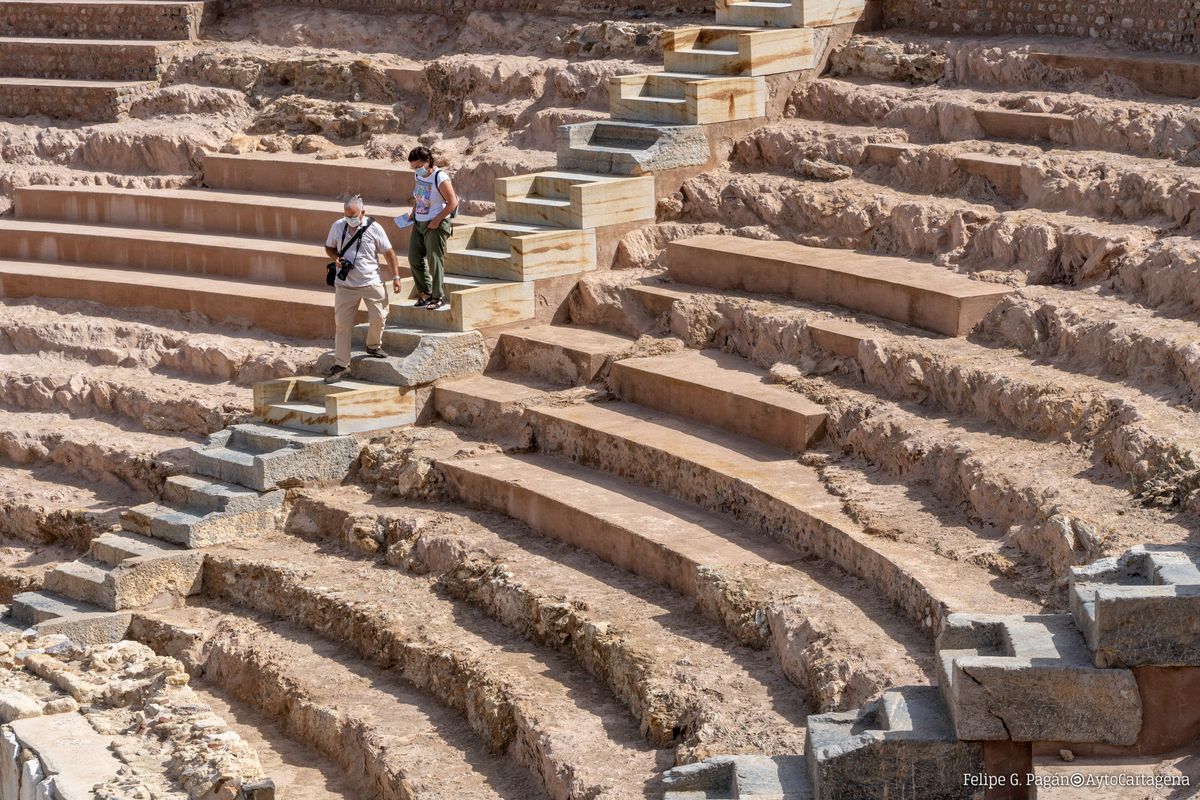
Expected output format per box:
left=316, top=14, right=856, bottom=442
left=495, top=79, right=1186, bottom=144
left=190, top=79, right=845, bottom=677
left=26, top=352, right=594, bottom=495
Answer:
left=344, top=214, right=361, bottom=227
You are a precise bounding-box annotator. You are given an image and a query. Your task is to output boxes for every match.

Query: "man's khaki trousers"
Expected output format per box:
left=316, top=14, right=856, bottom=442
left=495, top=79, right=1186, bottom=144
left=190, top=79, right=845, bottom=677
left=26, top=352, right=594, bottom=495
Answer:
left=333, top=282, right=388, bottom=368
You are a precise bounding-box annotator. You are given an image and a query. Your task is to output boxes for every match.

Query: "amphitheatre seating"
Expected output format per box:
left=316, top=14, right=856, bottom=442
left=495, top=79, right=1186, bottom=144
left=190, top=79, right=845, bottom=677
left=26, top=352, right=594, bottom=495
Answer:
left=608, top=348, right=827, bottom=451
left=496, top=324, right=636, bottom=385
left=0, top=0, right=210, bottom=121
left=1070, top=545, right=1200, bottom=668
left=0, top=153, right=620, bottom=342
left=0, top=153, right=426, bottom=338
left=1027, top=50, right=1200, bottom=99
left=667, top=235, right=1012, bottom=336
left=439, top=450, right=801, bottom=597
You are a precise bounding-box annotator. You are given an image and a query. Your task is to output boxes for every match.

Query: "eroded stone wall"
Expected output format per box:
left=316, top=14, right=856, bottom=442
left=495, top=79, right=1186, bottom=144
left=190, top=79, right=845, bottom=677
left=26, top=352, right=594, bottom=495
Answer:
left=883, top=0, right=1200, bottom=53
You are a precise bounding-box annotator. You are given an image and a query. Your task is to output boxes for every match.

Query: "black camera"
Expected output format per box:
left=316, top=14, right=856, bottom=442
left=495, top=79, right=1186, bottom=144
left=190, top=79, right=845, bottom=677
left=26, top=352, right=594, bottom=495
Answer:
left=336, top=258, right=353, bottom=281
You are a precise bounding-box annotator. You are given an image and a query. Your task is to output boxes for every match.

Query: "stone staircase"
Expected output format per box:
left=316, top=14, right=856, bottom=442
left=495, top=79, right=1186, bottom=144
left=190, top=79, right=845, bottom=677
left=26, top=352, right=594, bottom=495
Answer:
left=0, top=0, right=210, bottom=121
left=666, top=547, right=1200, bottom=798
left=0, top=421, right=357, bottom=641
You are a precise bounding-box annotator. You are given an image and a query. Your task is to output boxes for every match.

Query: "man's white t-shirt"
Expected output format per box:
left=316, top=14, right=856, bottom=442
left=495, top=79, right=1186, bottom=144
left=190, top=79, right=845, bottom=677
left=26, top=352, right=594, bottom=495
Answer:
left=412, top=170, right=450, bottom=222
left=325, top=218, right=392, bottom=288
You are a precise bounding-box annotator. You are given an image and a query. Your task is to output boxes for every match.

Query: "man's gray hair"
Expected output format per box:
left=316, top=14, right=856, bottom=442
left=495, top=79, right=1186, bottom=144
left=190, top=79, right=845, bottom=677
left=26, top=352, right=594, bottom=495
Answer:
left=344, top=195, right=364, bottom=212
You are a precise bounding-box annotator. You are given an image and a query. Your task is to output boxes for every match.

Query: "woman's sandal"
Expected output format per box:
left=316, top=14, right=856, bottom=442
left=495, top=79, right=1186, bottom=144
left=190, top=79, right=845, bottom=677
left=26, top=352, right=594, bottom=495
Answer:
left=425, top=297, right=446, bottom=310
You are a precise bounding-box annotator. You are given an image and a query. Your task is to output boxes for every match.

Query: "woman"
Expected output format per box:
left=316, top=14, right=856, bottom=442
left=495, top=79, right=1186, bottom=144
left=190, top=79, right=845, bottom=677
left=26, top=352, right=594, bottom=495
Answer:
left=406, top=146, right=460, bottom=311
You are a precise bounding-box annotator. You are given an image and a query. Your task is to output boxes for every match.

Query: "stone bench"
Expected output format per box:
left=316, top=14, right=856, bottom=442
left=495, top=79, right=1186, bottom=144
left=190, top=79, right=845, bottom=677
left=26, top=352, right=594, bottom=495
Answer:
left=668, top=235, right=1012, bottom=336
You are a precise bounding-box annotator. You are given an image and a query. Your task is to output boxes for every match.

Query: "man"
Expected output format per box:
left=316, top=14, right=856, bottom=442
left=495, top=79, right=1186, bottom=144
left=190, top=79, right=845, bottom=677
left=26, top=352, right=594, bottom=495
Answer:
left=406, top=146, right=460, bottom=311
left=323, top=195, right=403, bottom=384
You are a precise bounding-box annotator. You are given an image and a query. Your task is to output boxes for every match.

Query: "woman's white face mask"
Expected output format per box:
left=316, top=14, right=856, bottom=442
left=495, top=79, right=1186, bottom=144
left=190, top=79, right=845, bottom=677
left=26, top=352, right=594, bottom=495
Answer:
left=415, top=166, right=431, bottom=178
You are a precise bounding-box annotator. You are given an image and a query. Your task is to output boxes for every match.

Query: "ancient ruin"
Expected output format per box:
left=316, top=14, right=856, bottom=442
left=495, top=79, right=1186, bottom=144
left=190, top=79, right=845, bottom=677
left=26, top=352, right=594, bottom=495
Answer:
left=0, top=0, right=1198, bottom=797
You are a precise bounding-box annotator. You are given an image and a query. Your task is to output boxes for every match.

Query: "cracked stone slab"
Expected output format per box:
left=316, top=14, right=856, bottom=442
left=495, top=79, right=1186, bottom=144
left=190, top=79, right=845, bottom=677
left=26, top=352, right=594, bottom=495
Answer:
left=936, top=613, right=1142, bottom=745
left=1070, top=544, right=1200, bottom=667
left=315, top=326, right=487, bottom=387
left=806, top=685, right=983, bottom=800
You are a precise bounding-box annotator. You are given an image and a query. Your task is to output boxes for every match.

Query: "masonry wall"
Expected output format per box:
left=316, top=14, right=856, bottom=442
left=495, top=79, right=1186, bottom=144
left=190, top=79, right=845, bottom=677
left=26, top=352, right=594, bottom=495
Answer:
left=0, top=1, right=206, bottom=39
left=882, top=0, right=1200, bottom=53
left=225, top=0, right=712, bottom=18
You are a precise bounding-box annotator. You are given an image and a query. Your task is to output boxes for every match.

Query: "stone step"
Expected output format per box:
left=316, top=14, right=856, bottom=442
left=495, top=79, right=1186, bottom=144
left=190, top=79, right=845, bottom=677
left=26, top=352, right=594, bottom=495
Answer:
left=860, top=141, right=1027, bottom=202
left=529, top=398, right=829, bottom=524
left=936, top=612, right=1142, bottom=746
left=556, top=119, right=711, bottom=176
left=44, top=545, right=203, bottom=610
left=8, top=590, right=129, bottom=644
left=88, top=529, right=185, bottom=566
left=608, top=348, right=826, bottom=452
left=432, top=372, right=549, bottom=432
left=1027, top=49, right=1200, bottom=100
left=610, top=71, right=767, bottom=125
left=496, top=324, right=635, bottom=385
left=189, top=422, right=360, bottom=492
left=975, top=107, right=1072, bottom=143
left=202, top=151, right=416, bottom=204
left=0, top=37, right=173, bottom=81
left=161, top=474, right=266, bottom=515
left=0, top=259, right=337, bottom=339
left=668, top=234, right=1013, bottom=336
left=329, top=325, right=486, bottom=386
left=806, top=685, right=985, bottom=799
left=495, top=171, right=655, bottom=229
left=387, top=273, right=535, bottom=332
left=663, top=755, right=812, bottom=799
left=445, top=222, right=596, bottom=281
left=715, top=0, right=867, bottom=28
left=0, top=1, right=206, bottom=40
left=0, top=76, right=152, bottom=121
left=0, top=217, right=330, bottom=287
left=42, top=559, right=114, bottom=609
left=14, top=185, right=417, bottom=241
left=664, top=25, right=815, bottom=76
left=123, top=495, right=281, bottom=548
left=254, top=375, right=415, bottom=435
left=439, top=451, right=799, bottom=598
left=1069, top=545, right=1200, bottom=668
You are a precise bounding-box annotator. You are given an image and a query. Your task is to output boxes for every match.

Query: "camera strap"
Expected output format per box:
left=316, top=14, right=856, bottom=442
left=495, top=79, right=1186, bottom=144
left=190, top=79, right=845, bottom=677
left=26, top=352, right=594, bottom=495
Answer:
left=337, top=216, right=374, bottom=263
